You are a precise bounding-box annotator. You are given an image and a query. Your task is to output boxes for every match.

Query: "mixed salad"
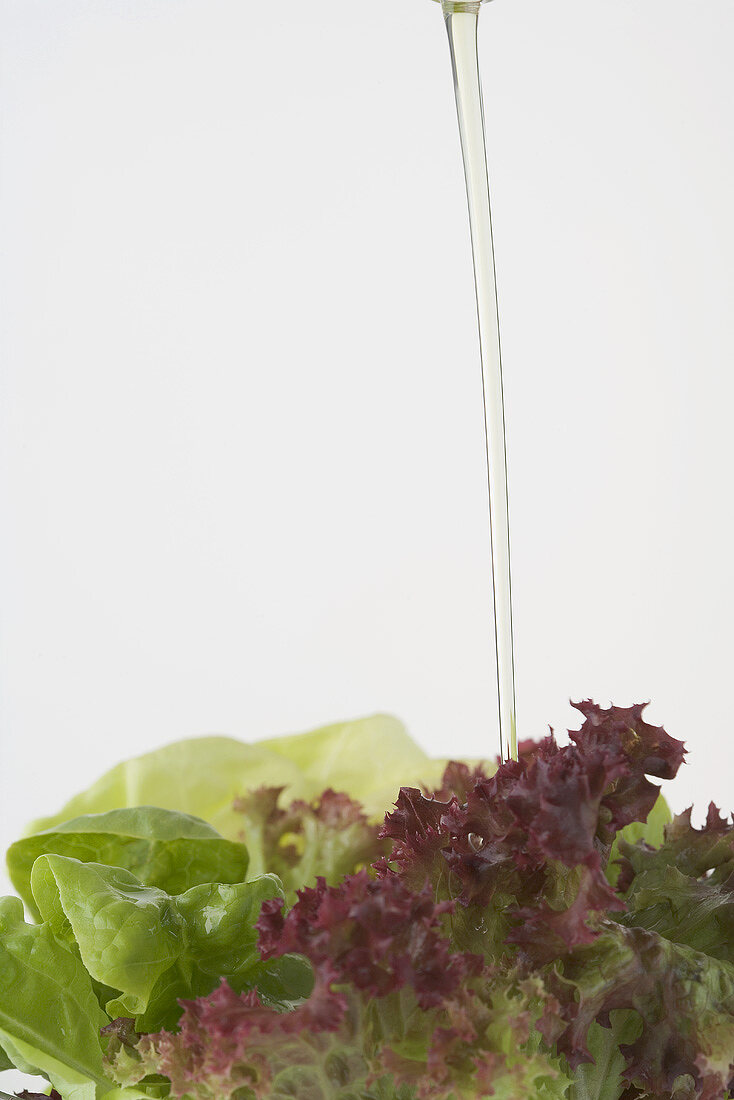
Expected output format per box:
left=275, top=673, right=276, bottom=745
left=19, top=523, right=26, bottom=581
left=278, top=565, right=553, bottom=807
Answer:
left=1, top=704, right=733, bottom=1100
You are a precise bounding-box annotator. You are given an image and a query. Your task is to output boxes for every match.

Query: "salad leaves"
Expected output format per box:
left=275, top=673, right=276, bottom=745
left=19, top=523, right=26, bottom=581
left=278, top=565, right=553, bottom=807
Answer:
left=29, top=856, right=310, bottom=1031
left=25, top=716, right=450, bottom=840
left=0, top=895, right=111, bottom=1100
left=7, top=808, right=250, bottom=923
left=1, top=706, right=733, bottom=1099
left=232, top=786, right=387, bottom=892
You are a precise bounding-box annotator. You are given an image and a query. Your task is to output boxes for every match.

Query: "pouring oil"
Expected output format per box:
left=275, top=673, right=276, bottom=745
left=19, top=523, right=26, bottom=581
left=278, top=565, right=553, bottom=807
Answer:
left=440, top=0, right=517, bottom=762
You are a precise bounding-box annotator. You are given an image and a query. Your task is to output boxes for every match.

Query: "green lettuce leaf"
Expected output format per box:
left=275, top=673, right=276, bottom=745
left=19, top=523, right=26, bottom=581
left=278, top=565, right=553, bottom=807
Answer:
left=568, top=1012, right=642, bottom=1100
left=23, top=717, right=448, bottom=844
left=30, top=855, right=311, bottom=1032
left=254, top=715, right=447, bottom=814
left=543, top=922, right=734, bottom=1097
left=606, top=793, right=672, bottom=888
left=7, top=807, right=249, bottom=922
left=0, top=895, right=110, bottom=1100
left=23, top=737, right=305, bottom=844
left=619, top=804, right=734, bottom=963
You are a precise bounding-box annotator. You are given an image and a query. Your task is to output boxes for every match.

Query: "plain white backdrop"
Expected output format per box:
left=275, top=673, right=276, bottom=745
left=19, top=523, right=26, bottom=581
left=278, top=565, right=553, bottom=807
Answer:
left=1, top=0, right=733, bottom=888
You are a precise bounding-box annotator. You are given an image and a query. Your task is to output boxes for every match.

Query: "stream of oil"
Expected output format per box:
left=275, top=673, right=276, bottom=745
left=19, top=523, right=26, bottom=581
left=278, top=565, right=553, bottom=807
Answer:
left=441, top=0, right=517, bottom=762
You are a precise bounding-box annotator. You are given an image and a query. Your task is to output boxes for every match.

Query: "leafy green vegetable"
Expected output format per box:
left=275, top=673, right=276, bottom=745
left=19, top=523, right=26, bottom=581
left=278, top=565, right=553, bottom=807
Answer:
left=606, top=791, right=672, bottom=888
left=23, top=737, right=306, bottom=844
left=3, top=702, right=734, bottom=1100
left=24, top=717, right=449, bottom=842
left=114, top=879, right=574, bottom=1100
left=8, top=807, right=249, bottom=922
left=232, top=786, right=387, bottom=892
left=0, top=896, right=110, bottom=1100
left=30, top=856, right=310, bottom=1032
left=618, top=803, right=734, bottom=960
left=568, top=1014, right=642, bottom=1100
left=254, top=715, right=450, bottom=814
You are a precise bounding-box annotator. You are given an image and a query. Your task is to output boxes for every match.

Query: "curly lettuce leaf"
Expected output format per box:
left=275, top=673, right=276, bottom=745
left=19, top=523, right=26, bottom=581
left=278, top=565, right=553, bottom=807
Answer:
left=606, top=792, right=672, bottom=889
left=232, top=786, right=387, bottom=891
left=134, top=980, right=572, bottom=1100
left=567, top=1013, right=642, bottom=1100
left=618, top=803, right=734, bottom=960
left=7, top=807, right=249, bottom=922
left=381, top=702, right=684, bottom=961
left=526, top=920, right=734, bottom=1097
left=117, top=871, right=572, bottom=1100
left=29, top=855, right=310, bottom=1032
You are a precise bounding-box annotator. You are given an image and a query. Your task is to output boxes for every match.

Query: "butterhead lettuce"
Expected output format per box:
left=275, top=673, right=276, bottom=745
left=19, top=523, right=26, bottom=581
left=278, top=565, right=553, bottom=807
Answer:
left=24, top=716, right=451, bottom=840
left=7, top=807, right=250, bottom=923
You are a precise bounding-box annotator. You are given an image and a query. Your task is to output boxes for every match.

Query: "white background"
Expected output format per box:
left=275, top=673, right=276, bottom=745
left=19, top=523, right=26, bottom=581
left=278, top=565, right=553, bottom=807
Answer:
left=1, top=0, right=733, bottom=886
